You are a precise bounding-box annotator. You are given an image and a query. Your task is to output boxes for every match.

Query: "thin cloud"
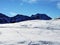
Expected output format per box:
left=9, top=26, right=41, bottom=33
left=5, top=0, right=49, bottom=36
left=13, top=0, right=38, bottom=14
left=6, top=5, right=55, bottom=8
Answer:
left=57, top=2, right=60, bottom=9
left=22, top=0, right=38, bottom=4
left=49, top=0, right=60, bottom=9
left=20, top=3, right=24, bottom=6
left=21, top=0, right=60, bottom=3
left=50, top=0, right=60, bottom=2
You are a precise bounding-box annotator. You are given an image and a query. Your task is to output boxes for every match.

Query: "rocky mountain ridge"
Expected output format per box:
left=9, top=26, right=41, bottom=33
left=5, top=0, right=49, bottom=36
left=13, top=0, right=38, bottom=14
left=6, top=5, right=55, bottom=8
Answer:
left=0, top=13, right=52, bottom=24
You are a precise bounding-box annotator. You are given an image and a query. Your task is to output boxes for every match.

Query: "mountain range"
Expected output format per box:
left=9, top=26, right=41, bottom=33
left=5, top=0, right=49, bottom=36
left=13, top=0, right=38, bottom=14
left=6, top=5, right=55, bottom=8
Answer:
left=0, top=13, right=52, bottom=24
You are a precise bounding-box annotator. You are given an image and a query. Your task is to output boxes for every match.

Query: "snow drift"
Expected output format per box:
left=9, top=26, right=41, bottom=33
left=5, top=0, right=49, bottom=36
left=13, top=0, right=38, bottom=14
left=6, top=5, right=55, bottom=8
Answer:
left=0, top=20, right=60, bottom=45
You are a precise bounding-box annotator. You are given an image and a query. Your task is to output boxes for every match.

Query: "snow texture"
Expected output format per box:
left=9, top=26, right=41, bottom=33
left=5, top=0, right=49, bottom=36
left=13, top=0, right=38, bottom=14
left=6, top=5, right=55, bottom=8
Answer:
left=0, top=20, right=60, bottom=45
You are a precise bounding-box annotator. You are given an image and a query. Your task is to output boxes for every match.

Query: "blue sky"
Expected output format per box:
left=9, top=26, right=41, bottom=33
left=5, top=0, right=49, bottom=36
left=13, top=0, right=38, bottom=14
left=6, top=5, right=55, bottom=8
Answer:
left=0, top=0, right=60, bottom=18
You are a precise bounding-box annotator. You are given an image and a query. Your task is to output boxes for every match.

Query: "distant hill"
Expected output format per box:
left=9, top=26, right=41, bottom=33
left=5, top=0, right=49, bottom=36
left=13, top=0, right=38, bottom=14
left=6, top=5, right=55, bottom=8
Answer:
left=31, top=13, right=52, bottom=20
left=10, top=14, right=31, bottom=23
left=0, top=13, right=52, bottom=24
left=0, top=13, right=10, bottom=24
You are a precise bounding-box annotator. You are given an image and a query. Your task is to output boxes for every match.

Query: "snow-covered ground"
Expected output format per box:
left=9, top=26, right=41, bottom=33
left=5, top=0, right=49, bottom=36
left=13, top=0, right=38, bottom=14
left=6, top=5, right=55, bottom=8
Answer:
left=0, top=20, right=60, bottom=45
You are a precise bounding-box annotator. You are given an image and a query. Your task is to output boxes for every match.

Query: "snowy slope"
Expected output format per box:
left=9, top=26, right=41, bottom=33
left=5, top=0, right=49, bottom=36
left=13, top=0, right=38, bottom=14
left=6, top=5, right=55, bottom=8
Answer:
left=0, top=20, right=60, bottom=45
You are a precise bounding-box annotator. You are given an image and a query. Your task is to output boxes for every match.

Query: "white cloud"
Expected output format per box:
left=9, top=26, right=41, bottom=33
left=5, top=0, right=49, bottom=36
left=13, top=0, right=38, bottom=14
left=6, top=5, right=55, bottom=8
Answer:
left=22, top=0, right=38, bottom=3
left=21, top=0, right=60, bottom=3
left=57, top=2, right=60, bottom=9
left=50, top=0, right=60, bottom=2
left=50, top=0, right=60, bottom=9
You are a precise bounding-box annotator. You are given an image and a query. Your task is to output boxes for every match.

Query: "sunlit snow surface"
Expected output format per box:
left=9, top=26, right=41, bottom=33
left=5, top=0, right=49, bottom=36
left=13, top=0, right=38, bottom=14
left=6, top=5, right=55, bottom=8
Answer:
left=0, top=20, right=60, bottom=45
